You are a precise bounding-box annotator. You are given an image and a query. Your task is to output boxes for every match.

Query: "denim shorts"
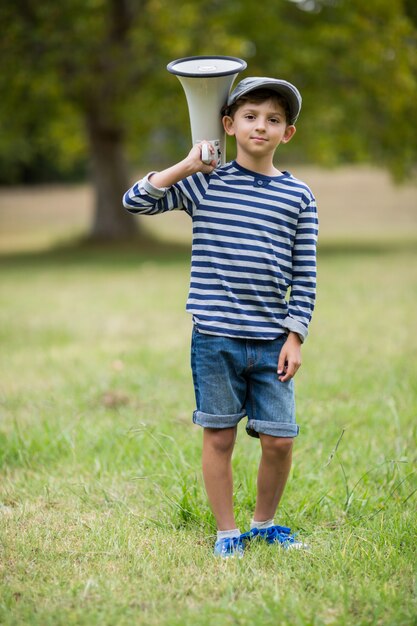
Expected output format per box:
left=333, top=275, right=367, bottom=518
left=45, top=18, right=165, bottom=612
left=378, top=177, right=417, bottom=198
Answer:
left=191, top=328, right=298, bottom=439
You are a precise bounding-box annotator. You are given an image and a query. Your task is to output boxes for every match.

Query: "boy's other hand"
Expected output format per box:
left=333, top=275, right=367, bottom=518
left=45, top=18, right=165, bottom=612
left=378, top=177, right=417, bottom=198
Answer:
left=277, top=332, right=302, bottom=382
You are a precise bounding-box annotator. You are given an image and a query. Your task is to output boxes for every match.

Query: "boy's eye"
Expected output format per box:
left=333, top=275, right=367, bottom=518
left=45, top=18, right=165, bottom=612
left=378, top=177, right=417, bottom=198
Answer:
left=245, top=114, right=255, bottom=120
left=269, top=118, right=279, bottom=124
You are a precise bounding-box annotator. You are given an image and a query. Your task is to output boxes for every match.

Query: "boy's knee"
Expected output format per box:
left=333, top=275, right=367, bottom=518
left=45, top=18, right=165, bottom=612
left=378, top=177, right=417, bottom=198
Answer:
left=204, top=427, right=236, bottom=455
left=260, top=434, right=293, bottom=458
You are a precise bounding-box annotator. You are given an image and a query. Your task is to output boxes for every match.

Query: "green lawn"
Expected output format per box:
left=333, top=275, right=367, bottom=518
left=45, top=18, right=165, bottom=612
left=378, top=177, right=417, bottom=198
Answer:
left=0, top=241, right=416, bottom=626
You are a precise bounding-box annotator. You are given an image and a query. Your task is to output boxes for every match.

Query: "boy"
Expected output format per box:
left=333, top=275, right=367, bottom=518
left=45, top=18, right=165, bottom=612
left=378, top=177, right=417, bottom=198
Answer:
left=123, top=77, right=318, bottom=557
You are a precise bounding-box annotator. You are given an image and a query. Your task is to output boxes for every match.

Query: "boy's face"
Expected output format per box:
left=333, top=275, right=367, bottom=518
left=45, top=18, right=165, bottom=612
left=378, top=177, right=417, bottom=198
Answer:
left=223, top=98, right=296, bottom=162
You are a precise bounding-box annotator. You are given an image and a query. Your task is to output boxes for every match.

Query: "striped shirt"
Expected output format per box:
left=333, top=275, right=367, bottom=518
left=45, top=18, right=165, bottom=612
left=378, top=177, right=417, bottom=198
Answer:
left=123, top=160, right=318, bottom=341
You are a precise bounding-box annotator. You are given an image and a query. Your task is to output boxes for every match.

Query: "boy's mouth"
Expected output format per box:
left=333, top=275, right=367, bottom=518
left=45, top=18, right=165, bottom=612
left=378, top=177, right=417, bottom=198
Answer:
left=251, top=136, right=268, bottom=142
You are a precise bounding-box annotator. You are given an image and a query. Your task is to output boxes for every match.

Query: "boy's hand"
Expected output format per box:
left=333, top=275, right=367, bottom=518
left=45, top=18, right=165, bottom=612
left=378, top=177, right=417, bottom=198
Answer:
left=277, top=332, right=302, bottom=382
left=148, top=142, right=216, bottom=188
left=185, top=142, right=217, bottom=174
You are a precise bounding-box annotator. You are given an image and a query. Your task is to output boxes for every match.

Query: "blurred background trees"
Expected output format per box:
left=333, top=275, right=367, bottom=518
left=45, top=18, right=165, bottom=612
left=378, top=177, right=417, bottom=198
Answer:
left=0, top=0, right=416, bottom=240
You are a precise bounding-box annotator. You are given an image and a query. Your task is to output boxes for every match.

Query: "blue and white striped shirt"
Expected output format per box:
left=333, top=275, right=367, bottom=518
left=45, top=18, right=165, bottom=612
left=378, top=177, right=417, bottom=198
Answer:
left=123, top=161, right=318, bottom=341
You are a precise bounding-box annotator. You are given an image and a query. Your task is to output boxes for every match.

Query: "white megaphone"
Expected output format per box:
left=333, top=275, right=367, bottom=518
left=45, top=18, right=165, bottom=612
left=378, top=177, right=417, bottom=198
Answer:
left=167, top=55, right=247, bottom=167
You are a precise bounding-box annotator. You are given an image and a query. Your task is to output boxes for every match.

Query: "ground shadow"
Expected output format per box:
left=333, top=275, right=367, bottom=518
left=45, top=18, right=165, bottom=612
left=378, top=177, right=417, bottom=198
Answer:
left=317, top=238, right=416, bottom=257
left=0, top=235, right=415, bottom=270
left=0, top=234, right=191, bottom=270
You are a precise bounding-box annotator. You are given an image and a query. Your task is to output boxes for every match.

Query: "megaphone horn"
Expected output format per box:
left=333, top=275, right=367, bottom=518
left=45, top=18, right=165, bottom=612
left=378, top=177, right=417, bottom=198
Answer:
left=167, top=56, right=247, bottom=167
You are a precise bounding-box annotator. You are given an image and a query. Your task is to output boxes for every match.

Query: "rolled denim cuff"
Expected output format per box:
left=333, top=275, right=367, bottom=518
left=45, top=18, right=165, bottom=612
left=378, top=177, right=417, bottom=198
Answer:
left=246, top=419, right=299, bottom=439
left=193, top=410, right=245, bottom=430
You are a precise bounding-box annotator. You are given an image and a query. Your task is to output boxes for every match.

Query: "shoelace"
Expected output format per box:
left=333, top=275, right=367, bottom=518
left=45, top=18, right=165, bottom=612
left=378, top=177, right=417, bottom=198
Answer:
left=241, top=524, right=298, bottom=545
left=217, top=536, right=243, bottom=554
left=261, top=525, right=297, bottom=544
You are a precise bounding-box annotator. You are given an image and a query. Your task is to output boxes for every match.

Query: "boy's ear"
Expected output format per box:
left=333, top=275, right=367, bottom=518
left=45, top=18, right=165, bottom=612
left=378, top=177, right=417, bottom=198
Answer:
left=281, top=125, right=297, bottom=144
left=222, top=116, right=235, bottom=136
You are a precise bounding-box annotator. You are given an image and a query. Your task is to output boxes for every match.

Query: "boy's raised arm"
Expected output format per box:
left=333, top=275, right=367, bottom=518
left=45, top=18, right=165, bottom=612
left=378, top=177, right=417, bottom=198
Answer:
left=123, top=142, right=216, bottom=215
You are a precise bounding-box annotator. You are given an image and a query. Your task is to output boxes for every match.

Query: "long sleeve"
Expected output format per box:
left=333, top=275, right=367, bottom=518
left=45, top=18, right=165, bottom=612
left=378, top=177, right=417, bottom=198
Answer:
left=122, top=172, right=210, bottom=217
left=282, top=194, right=318, bottom=342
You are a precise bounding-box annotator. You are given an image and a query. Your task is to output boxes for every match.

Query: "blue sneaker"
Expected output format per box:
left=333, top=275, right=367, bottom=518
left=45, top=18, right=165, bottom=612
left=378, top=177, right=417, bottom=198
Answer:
left=240, top=525, right=309, bottom=550
left=214, top=536, right=244, bottom=558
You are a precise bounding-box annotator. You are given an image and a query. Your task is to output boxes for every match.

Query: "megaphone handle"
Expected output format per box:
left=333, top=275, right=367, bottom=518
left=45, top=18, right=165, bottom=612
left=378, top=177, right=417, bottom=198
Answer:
left=200, top=140, right=221, bottom=166
left=201, top=143, right=212, bottom=164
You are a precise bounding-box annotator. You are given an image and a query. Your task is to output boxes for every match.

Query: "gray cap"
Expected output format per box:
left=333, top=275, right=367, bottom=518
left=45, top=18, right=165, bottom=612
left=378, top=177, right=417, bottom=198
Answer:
left=227, top=77, right=302, bottom=124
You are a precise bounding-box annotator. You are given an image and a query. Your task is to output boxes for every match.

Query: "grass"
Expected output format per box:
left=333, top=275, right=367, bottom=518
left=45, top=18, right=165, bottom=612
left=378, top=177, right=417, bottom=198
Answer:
left=0, top=237, right=416, bottom=625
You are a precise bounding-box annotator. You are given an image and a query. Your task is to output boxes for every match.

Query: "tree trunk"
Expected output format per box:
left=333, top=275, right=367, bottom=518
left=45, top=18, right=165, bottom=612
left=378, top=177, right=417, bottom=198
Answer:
left=86, top=113, right=141, bottom=241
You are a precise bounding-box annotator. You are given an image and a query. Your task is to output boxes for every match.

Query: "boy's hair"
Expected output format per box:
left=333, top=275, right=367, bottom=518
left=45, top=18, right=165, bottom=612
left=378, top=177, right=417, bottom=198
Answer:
left=221, top=88, right=291, bottom=124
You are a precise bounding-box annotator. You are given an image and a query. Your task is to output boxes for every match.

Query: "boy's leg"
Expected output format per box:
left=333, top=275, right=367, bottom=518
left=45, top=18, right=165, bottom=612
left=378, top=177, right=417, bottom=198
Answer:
left=253, top=434, right=293, bottom=522
left=202, top=426, right=238, bottom=530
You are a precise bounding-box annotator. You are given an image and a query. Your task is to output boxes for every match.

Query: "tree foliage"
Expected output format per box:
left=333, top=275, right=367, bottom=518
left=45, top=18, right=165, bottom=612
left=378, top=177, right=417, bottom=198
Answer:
left=0, top=0, right=416, bottom=235
left=224, top=0, right=417, bottom=179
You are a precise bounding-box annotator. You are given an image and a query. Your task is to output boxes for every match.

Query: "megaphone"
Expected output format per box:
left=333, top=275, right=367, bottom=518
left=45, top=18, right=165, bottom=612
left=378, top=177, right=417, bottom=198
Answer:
left=167, top=56, right=247, bottom=167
